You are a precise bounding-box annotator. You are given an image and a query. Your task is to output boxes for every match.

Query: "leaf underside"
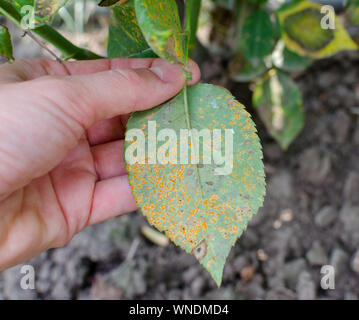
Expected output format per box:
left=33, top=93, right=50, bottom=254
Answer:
left=125, top=84, right=266, bottom=285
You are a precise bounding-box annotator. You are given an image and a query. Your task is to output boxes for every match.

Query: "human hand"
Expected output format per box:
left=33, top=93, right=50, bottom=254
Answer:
left=0, top=57, right=200, bottom=270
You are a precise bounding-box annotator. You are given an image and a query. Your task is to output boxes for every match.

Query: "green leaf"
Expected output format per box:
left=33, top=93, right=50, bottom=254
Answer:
left=0, top=24, right=14, bottom=62
left=277, top=0, right=358, bottom=58
left=239, top=9, right=277, bottom=67
left=229, top=51, right=268, bottom=82
left=272, top=40, right=312, bottom=73
left=11, top=0, right=69, bottom=26
left=253, top=69, right=305, bottom=150
left=134, top=0, right=185, bottom=64
left=108, top=0, right=149, bottom=58
left=125, top=83, right=266, bottom=286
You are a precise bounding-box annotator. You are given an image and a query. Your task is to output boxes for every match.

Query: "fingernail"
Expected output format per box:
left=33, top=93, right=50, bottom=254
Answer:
left=150, top=62, right=185, bottom=83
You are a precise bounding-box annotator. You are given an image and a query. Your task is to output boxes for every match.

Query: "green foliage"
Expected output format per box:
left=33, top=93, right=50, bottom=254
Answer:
left=208, top=0, right=357, bottom=150
left=0, top=24, right=13, bottom=62
left=2, top=0, right=357, bottom=286
left=253, top=69, right=305, bottom=150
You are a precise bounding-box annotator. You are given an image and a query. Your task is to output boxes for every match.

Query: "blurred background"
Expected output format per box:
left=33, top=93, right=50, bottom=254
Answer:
left=0, top=0, right=359, bottom=300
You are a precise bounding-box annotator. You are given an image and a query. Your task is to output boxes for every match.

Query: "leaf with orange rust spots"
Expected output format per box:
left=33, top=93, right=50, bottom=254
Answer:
left=134, top=0, right=185, bottom=64
left=124, top=83, right=266, bottom=286
left=108, top=0, right=150, bottom=57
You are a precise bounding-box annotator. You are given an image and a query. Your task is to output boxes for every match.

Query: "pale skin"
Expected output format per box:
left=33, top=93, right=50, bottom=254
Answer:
left=0, top=57, right=201, bottom=270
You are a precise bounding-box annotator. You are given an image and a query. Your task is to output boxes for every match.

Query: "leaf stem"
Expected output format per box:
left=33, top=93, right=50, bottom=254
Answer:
left=183, top=0, right=204, bottom=198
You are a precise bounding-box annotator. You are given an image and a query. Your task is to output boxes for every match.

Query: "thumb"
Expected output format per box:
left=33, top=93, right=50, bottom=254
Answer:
left=0, top=59, right=200, bottom=197
left=31, top=59, right=200, bottom=128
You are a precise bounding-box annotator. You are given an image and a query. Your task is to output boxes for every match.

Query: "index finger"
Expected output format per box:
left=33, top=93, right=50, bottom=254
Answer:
left=0, top=58, right=158, bottom=84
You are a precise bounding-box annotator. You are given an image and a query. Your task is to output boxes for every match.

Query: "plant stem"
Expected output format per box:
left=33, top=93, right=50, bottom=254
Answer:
left=0, top=0, right=102, bottom=60
left=183, top=0, right=204, bottom=198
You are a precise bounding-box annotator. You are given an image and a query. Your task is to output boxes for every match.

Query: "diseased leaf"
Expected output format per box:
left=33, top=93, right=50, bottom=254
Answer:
left=125, top=83, right=266, bottom=285
left=284, top=8, right=334, bottom=51
left=134, top=0, right=185, bottom=64
left=239, top=8, right=276, bottom=66
left=272, top=40, right=312, bottom=73
left=277, top=0, right=358, bottom=58
left=253, top=69, right=305, bottom=150
left=0, top=24, right=14, bottom=63
left=108, top=0, right=149, bottom=58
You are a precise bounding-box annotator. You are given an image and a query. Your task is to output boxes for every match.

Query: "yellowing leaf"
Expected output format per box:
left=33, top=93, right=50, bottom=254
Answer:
left=277, top=0, right=357, bottom=58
